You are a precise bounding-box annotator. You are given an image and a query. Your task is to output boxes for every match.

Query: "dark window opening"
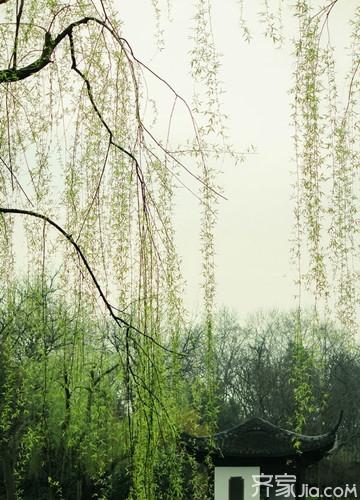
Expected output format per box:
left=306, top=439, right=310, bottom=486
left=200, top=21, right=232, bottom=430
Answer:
left=229, top=476, right=244, bottom=500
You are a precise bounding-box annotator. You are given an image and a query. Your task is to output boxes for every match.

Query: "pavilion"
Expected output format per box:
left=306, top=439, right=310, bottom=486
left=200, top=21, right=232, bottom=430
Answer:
left=182, top=415, right=342, bottom=499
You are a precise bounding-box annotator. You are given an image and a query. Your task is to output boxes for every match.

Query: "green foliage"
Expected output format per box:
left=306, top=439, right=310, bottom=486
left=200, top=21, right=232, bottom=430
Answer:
left=290, top=0, right=360, bottom=432
left=0, top=281, right=127, bottom=499
left=1, top=284, right=360, bottom=498
left=1, top=1, right=360, bottom=498
left=0, top=0, right=223, bottom=496
left=291, top=1, right=360, bottom=334
left=0, top=279, right=214, bottom=499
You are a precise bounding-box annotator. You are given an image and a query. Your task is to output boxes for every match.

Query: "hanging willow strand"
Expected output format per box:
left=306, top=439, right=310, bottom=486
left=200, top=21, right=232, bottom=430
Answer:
left=0, top=206, right=185, bottom=357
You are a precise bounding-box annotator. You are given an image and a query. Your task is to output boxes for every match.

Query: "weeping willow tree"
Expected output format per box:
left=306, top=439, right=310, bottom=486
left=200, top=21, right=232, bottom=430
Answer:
left=290, top=0, right=360, bottom=432
left=1, top=0, right=360, bottom=498
left=0, top=0, right=225, bottom=498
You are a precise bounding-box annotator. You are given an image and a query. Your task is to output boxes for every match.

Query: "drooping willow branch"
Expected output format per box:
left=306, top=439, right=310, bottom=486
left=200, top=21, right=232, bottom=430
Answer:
left=0, top=15, right=124, bottom=84
left=0, top=13, right=204, bottom=357
left=0, top=14, right=223, bottom=200
left=0, top=207, right=183, bottom=357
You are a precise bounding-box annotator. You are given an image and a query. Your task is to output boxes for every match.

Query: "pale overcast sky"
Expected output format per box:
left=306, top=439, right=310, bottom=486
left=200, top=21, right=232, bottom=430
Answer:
left=118, top=1, right=356, bottom=320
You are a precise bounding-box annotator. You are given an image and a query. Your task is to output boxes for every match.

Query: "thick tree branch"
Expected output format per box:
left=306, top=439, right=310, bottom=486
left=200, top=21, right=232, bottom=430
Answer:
left=0, top=31, right=54, bottom=82
left=0, top=14, right=223, bottom=204
left=0, top=16, right=105, bottom=83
